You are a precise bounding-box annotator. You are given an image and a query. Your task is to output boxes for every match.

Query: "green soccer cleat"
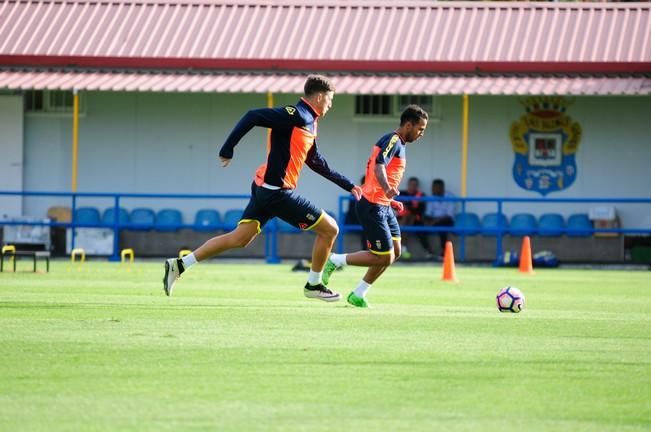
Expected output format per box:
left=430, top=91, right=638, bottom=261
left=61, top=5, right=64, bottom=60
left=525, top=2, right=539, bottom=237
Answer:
left=347, top=292, right=370, bottom=308
left=322, top=258, right=338, bottom=286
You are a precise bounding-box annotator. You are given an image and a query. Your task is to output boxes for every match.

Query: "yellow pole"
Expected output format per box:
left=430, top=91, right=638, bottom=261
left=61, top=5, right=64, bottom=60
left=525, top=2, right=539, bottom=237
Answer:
left=460, top=94, right=469, bottom=197
left=71, top=89, right=80, bottom=192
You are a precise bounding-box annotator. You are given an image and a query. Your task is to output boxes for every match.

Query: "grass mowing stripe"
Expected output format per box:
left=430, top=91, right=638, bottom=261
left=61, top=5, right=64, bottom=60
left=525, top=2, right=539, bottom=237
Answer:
left=1, top=262, right=649, bottom=431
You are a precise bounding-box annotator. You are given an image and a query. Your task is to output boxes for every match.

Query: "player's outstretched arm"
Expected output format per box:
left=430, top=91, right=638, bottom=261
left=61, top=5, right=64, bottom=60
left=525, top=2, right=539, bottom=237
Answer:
left=305, top=144, right=358, bottom=195
left=218, top=107, right=297, bottom=159
left=350, top=185, right=362, bottom=200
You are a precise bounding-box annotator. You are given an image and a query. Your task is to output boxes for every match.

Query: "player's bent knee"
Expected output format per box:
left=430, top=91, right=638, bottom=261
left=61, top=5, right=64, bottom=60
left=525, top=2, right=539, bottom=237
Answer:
left=392, top=241, right=402, bottom=261
left=230, top=222, right=259, bottom=248
left=329, top=223, right=339, bottom=238
left=325, top=215, right=339, bottom=237
left=314, top=214, right=339, bottom=238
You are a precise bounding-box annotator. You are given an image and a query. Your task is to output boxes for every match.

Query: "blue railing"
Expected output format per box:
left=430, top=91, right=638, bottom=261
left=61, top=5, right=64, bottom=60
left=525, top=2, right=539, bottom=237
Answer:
left=1, top=191, right=650, bottom=263
left=337, top=195, right=651, bottom=260
left=0, top=191, right=285, bottom=262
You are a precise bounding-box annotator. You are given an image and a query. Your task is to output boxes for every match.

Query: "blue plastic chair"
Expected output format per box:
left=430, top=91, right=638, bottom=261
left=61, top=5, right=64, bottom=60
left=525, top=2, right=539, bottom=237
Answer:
left=155, top=209, right=183, bottom=232
left=567, top=213, right=593, bottom=237
left=222, top=209, right=244, bottom=231
left=453, top=212, right=481, bottom=235
left=194, top=209, right=222, bottom=232
left=129, top=208, right=155, bottom=230
left=73, top=207, right=101, bottom=226
left=102, top=207, right=130, bottom=226
left=538, top=213, right=565, bottom=237
left=481, top=212, right=509, bottom=236
left=509, top=213, right=538, bottom=236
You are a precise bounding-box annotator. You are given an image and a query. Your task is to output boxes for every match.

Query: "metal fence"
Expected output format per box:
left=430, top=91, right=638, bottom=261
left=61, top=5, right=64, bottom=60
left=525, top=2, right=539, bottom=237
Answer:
left=1, top=191, right=650, bottom=263
left=337, top=195, right=651, bottom=260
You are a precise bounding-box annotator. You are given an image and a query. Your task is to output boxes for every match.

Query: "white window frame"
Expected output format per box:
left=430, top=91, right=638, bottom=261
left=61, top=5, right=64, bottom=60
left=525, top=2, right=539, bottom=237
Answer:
left=353, top=94, right=394, bottom=118
left=353, top=94, right=440, bottom=123
left=25, top=90, right=87, bottom=117
left=395, top=95, right=434, bottom=116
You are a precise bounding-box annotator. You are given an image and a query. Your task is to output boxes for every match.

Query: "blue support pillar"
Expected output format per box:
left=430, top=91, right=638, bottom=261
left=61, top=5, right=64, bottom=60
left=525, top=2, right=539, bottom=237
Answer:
left=459, top=200, right=466, bottom=261
left=109, top=196, right=121, bottom=262
left=70, top=194, right=77, bottom=252
left=266, top=219, right=281, bottom=264
left=336, top=196, right=345, bottom=253
left=495, top=200, right=504, bottom=263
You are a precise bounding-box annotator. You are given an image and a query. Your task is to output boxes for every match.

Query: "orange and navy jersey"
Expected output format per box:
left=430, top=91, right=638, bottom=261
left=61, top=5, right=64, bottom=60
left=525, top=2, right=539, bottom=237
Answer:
left=219, top=98, right=354, bottom=191
left=362, top=132, right=407, bottom=206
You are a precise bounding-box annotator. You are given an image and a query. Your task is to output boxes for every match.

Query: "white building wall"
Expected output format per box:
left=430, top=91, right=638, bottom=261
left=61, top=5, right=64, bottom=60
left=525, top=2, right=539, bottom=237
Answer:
left=21, top=92, right=651, bottom=228
left=0, top=95, right=24, bottom=218
left=462, top=96, right=651, bottom=227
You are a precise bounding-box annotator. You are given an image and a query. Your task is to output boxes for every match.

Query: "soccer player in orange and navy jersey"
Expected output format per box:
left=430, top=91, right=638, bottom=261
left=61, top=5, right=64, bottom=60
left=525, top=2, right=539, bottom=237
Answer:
left=163, top=75, right=362, bottom=301
left=322, top=105, right=429, bottom=308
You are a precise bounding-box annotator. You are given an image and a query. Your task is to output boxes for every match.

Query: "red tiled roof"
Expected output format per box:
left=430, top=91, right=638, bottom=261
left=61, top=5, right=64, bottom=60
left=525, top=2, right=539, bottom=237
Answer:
left=1, top=70, right=649, bottom=95
left=0, top=0, right=649, bottom=74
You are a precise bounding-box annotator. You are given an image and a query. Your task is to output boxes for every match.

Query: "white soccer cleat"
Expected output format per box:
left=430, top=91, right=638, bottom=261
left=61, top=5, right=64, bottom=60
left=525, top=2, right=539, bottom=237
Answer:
left=303, top=283, right=341, bottom=302
left=163, top=258, right=183, bottom=296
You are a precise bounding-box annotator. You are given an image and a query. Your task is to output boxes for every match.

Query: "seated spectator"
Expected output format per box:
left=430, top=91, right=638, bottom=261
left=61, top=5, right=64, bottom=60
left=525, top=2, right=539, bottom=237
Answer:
left=398, top=177, right=434, bottom=259
left=424, top=179, right=455, bottom=259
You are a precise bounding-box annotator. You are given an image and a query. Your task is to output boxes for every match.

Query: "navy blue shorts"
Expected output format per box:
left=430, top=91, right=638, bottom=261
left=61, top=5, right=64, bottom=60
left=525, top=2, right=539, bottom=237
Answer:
left=355, top=197, right=401, bottom=255
left=240, top=182, right=324, bottom=232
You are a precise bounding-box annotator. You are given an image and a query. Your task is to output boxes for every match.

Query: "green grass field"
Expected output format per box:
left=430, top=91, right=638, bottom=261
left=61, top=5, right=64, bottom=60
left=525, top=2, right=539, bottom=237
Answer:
left=1, top=260, right=649, bottom=431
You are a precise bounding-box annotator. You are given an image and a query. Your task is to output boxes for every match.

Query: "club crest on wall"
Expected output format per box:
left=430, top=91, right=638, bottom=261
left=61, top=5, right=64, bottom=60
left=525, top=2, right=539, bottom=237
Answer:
left=510, top=97, right=581, bottom=196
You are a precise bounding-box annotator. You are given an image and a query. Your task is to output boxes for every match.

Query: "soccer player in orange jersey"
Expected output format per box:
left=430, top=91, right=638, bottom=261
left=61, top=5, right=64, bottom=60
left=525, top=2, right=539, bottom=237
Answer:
left=163, top=75, right=362, bottom=301
left=322, top=105, right=429, bottom=307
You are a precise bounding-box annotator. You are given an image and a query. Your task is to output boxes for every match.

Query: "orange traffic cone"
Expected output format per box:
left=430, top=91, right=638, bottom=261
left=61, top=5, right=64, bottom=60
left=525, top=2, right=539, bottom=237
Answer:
left=441, top=241, right=458, bottom=282
left=518, top=236, right=535, bottom=275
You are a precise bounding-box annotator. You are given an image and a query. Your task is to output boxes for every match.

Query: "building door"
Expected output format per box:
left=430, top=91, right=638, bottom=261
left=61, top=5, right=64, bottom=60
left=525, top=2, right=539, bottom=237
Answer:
left=0, top=95, right=24, bottom=218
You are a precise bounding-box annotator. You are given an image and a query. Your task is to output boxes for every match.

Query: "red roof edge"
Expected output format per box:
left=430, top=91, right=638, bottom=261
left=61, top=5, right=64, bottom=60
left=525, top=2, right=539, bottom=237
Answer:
left=1, top=55, right=650, bottom=74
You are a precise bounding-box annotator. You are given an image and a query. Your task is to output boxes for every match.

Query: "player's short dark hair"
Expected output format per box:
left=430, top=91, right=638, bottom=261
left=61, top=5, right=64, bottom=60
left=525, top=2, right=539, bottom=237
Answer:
left=432, top=178, right=445, bottom=187
left=400, top=104, right=429, bottom=126
left=408, top=177, right=420, bottom=184
left=304, top=75, right=335, bottom=96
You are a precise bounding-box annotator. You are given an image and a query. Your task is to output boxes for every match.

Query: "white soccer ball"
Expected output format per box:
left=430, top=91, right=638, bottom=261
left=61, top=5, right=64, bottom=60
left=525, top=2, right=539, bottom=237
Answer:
left=496, top=286, right=525, bottom=313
